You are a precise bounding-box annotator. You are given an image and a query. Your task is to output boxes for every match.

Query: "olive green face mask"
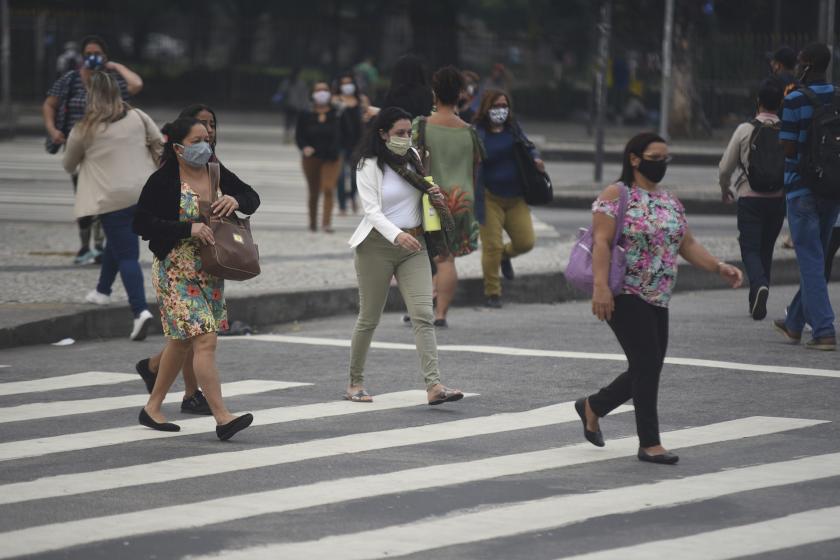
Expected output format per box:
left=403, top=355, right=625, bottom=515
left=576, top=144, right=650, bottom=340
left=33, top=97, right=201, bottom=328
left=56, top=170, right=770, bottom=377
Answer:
left=385, top=135, right=411, bottom=156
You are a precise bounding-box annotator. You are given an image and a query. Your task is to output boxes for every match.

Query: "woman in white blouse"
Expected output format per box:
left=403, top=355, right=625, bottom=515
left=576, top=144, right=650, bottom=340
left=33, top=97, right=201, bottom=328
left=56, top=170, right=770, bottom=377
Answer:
left=346, top=107, right=464, bottom=406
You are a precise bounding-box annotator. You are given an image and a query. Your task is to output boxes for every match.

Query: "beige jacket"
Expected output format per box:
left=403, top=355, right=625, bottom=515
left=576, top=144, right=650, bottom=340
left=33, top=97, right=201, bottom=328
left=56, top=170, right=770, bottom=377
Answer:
left=718, top=112, right=784, bottom=200
left=63, top=108, right=163, bottom=218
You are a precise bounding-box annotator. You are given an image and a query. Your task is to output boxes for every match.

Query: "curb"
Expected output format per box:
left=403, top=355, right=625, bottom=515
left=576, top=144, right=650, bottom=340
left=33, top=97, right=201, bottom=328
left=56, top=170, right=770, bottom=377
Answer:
left=0, top=258, right=801, bottom=350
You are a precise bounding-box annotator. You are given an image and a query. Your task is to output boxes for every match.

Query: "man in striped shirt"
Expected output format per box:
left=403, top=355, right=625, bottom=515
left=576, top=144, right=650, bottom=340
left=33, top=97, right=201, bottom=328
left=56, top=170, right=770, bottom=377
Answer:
left=775, top=43, right=840, bottom=351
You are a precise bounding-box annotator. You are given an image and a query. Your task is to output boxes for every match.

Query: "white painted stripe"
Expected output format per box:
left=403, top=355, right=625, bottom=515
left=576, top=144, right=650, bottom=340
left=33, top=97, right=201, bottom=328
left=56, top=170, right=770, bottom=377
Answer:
left=0, top=400, right=607, bottom=505
left=190, top=450, right=840, bottom=560
left=233, top=334, right=840, bottom=379
left=0, top=390, right=464, bottom=463
left=0, top=365, right=10, bottom=368
left=561, top=505, right=840, bottom=560
left=0, top=372, right=137, bottom=396
left=0, top=380, right=310, bottom=423
left=0, top=416, right=821, bottom=559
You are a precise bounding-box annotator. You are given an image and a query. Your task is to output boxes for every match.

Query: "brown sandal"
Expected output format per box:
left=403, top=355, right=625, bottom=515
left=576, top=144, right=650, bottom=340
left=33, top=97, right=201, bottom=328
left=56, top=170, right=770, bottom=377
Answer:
left=344, top=389, right=373, bottom=403
left=428, top=387, right=464, bottom=406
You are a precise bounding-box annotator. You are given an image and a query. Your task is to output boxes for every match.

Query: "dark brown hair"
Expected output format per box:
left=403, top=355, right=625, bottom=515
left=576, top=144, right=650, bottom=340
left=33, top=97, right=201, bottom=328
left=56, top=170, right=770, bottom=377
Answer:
left=474, top=88, right=511, bottom=129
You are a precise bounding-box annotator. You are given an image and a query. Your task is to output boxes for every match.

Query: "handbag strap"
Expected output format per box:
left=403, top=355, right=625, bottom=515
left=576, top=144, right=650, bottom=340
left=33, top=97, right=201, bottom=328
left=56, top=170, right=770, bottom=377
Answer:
left=612, top=183, right=630, bottom=247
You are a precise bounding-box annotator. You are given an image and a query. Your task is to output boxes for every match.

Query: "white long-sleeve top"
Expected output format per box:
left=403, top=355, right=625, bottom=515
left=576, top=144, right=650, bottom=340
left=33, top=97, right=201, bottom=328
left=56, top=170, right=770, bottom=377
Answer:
left=718, top=112, right=784, bottom=200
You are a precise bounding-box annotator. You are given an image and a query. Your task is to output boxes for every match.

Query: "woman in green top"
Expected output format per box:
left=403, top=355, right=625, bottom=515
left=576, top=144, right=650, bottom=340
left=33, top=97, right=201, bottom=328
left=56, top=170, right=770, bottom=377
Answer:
left=415, top=66, right=483, bottom=327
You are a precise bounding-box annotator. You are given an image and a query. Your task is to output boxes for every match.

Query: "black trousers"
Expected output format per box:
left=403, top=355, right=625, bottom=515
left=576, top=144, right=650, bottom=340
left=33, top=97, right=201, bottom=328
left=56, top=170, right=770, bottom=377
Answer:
left=588, top=295, right=669, bottom=448
left=736, top=197, right=786, bottom=305
left=825, top=227, right=840, bottom=281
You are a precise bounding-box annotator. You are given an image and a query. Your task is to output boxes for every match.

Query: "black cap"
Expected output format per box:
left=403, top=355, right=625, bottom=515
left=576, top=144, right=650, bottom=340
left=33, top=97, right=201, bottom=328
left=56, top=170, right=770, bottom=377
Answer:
left=772, top=46, right=797, bottom=69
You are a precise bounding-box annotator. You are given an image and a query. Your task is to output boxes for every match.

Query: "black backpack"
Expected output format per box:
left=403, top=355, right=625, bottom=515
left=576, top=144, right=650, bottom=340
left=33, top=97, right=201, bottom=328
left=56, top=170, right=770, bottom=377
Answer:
left=745, top=119, right=785, bottom=192
left=799, top=86, right=840, bottom=199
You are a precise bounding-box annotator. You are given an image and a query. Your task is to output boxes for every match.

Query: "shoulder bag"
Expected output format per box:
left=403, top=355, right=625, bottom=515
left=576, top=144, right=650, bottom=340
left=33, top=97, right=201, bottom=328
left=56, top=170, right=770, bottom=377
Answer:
left=512, top=124, right=553, bottom=205
left=198, top=163, right=261, bottom=281
left=565, top=184, right=629, bottom=295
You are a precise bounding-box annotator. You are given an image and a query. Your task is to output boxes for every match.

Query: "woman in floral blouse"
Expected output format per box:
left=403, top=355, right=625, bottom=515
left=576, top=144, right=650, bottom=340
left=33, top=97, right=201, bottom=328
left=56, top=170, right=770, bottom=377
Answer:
left=574, top=132, right=743, bottom=465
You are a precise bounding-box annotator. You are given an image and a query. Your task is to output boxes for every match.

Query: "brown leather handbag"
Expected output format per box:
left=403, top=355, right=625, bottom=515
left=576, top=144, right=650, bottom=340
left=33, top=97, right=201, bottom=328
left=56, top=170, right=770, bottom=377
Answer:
left=198, top=163, right=261, bottom=281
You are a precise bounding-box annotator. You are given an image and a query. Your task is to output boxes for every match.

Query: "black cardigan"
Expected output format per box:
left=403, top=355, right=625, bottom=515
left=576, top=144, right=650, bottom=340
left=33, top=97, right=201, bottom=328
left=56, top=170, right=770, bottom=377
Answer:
left=133, top=159, right=260, bottom=261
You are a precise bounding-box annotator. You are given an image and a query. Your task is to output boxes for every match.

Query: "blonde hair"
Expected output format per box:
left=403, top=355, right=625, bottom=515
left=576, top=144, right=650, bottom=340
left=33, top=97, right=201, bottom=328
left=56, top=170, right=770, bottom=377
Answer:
left=75, top=71, right=129, bottom=141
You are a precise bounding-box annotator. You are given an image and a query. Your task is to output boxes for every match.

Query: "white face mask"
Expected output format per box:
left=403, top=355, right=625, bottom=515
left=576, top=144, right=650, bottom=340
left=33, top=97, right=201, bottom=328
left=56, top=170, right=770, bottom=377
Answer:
left=340, top=83, right=356, bottom=96
left=312, top=90, right=331, bottom=105
left=489, top=107, right=509, bottom=124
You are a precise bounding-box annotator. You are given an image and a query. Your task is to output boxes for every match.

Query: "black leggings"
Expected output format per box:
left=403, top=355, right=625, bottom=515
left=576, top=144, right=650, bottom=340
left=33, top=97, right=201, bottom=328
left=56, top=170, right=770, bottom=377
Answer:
left=588, top=295, right=669, bottom=448
left=826, top=227, right=840, bottom=281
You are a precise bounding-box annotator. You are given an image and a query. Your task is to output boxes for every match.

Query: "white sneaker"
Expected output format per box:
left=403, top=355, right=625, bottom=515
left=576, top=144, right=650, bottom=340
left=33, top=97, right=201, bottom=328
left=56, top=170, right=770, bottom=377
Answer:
left=130, top=309, right=154, bottom=341
left=85, top=290, right=111, bottom=305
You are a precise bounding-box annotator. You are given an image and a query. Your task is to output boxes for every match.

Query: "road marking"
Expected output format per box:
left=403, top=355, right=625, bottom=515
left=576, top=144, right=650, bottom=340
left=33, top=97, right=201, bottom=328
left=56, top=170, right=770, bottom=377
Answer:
left=0, top=372, right=137, bottom=396
left=0, top=416, right=821, bottom=558
left=0, top=365, right=10, bottom=368
left=0, top=390, right=468, bottom=463
left=560, top=505, right=840, bottom=560
left=189, top=450, right=840, bottom=560
left=0, top=401, right=616, bottom=505
left=232, top=334, right=840, bottom=379
left=0, top=380, right=310, bottom=423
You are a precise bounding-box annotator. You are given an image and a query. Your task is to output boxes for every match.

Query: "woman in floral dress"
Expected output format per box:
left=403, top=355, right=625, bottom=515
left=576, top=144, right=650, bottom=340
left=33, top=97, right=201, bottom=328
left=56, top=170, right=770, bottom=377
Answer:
left=133, top=116, right=260, bottom=440
left=574, top=132, right=743, bottom=465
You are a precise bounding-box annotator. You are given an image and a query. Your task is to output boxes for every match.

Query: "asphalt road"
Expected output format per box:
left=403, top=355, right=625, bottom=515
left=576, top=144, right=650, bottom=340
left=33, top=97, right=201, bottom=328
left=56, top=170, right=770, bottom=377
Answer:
left=0, top=283, right=838, bottom=559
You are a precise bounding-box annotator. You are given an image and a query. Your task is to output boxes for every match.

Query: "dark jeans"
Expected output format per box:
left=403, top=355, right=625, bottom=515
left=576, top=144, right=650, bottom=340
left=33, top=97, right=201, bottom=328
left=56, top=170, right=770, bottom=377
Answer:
left=736, top=197, right=786, bottom=304
left=337, top=147, right=358, bottom=212
left=588, top=295, right=669, bottom=448
left=825, top=227, right=840, bottom=281
left=96, top=205, right=147, bottom=317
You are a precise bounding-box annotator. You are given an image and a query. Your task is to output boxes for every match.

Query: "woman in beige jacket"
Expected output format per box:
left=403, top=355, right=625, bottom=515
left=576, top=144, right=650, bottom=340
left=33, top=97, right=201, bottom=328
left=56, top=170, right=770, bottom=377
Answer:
left=63, top=71, right=162, bottom=340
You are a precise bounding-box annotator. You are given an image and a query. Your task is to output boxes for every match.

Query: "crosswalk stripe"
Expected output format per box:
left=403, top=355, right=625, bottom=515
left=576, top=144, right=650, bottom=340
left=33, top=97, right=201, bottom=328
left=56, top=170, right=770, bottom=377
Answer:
left=231, top=334, right=840, bottom=379
left=0, top=380, right=310, bottom=423
left=191, top=450, right=840, bottom=560
left=0, top=390, right=465, bottom=462
left=0, top=372, right=137, bottom=396
left=0, top=401, right=613, bottom=505
left=0, top=416, right=820, bottom=559
left=558, top=505, right=840, bottom=560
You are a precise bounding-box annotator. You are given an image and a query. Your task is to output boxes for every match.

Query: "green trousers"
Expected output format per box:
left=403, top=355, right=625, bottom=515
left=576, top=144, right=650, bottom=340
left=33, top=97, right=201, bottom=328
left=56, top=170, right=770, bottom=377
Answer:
left=479, top=191, right=535, bottom=296
left=350, top=230, right=441, bottom=389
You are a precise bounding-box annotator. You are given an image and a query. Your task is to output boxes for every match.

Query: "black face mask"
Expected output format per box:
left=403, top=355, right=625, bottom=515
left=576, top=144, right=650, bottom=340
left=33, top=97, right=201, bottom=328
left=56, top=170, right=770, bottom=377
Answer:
left=637, top=158, right=668, bottom=183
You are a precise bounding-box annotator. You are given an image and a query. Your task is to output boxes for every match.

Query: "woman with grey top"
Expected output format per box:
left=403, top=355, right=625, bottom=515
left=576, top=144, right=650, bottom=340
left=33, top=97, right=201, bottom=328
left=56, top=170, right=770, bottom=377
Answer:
left=345, top=107, right=464, bottom=405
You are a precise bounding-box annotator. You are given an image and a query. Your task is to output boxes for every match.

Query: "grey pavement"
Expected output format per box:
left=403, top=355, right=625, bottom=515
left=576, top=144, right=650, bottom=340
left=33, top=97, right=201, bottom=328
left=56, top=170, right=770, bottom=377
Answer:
left=0, top=286, right=838, bottom=558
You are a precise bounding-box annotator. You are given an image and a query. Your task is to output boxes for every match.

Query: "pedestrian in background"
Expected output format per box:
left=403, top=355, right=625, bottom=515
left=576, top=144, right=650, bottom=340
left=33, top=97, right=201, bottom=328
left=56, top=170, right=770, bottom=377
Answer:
left=384, top=54, right=434, bottom=119
left=718, top=78, right=786, bottom=320
left=577, top=132, right=742, bottom=465
left=296, top=81, right=342, bottom=233
left=335, top=72, right=368, bottom=215
left=774, top=43, right=840, bottom=351
left=275, top=67, right=310, bottom=143
left=458, top=70, right=480, bottom=123
left=43, top=35, right=143, bottom=265
left=133, top=117, right=260, bottom=439
left=346, top=107, right=464, bottom=406
left=416, top=66, right=483, bottom=327
left=62, top=71, right=158, bottom=340
left=135, top=103, right=222, bottom=415
left=770, top=45, right=798, bottom=96
left=473, top=89, right=542, bottom=308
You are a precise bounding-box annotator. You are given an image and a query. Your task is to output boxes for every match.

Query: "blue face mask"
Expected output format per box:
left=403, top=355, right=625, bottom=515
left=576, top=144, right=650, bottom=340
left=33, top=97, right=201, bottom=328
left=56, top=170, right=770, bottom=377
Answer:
left=176, top=141, right=213, bottom=167
left=83, top=54, right=105, bottom=70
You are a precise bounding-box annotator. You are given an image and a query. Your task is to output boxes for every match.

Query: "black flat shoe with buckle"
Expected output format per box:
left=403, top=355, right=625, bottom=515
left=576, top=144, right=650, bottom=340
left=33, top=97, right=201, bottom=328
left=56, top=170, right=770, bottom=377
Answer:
left=637, top=448, right=679, bottom=465
left=574, top=398, right=604, bottom=447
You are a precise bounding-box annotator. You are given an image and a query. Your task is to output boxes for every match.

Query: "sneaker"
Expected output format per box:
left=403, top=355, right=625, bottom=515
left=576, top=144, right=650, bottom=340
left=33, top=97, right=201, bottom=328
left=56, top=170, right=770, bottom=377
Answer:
left=85, top=290, right=111, bottom=305
left=91, top=246, right=104, bottom=265
left=751, top=286, right=769, bottom=321
left=433, top=318, right=448, bottom=328
left=130, top=309, right=154, bottom=341
left=805, top=336, right=836, bottom=351
left=74, top=248, right=95, bottom=265
left=501, top=258, right=515, bottom=280
left=485, top=295, right=502, bottom=309
left=773, top=319, right=801, bottom=344
left=402, top=314, right=412, bottom=326
left=181, top=389, right=212, bottom=415
left=135, top=358, right=157, bottom=393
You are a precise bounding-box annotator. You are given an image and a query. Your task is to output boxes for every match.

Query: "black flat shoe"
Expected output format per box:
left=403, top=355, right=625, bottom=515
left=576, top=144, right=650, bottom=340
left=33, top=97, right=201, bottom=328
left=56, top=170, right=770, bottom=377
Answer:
left=138, top=408, right=180, bottom=432
left=216, top=413, right=254, bottom=441
left=574, top=398, right=604, bottom=447
left=135, top=358, right=157, bottom=393
left=637, top=448, right=679, bottom=465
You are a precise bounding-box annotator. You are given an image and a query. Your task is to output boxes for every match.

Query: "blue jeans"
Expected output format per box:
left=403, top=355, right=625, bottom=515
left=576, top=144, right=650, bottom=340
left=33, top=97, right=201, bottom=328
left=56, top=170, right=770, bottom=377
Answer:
left=96, top=205, right=148, bottom=318
left=336, top=148, right=358, bottom=212
left=784, top=193, right=840, bottom=338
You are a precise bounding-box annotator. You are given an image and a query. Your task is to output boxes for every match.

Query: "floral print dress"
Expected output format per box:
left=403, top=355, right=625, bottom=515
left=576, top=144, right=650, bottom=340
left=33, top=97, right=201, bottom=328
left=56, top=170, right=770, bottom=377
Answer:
left=592, top=183, right=687, bottom=307
left=152, top=182, right=227, bottom=339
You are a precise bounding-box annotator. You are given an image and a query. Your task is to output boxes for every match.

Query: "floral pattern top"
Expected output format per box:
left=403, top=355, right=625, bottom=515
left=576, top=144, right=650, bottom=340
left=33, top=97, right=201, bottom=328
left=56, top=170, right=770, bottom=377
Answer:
left=592, top=183, right=687, bottom=307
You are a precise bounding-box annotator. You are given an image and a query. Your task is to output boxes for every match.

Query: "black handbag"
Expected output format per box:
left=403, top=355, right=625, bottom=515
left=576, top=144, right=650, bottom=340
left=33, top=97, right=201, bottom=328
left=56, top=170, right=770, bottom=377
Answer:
left=513, top=134, right=553, bottom=206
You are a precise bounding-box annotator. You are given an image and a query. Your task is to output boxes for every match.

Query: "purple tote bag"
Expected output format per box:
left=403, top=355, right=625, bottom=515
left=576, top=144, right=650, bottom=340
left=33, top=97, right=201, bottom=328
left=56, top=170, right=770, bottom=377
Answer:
left=565, top=183, right=629, bottom=295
